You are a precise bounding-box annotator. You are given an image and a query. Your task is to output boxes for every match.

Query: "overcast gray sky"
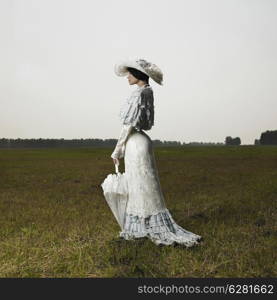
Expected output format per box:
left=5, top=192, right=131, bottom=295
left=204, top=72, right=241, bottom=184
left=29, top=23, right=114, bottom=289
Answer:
left=1, top=0, right=276, bottom=145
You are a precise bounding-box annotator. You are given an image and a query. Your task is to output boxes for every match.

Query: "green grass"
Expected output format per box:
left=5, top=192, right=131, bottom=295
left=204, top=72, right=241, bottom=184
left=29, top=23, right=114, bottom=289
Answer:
left=0, top=146, right=276, bottom=277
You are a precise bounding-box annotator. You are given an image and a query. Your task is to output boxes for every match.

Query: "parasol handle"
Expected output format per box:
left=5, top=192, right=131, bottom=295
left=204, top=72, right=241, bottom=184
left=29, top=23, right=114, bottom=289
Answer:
left=115, top=162, right=119, bottom=174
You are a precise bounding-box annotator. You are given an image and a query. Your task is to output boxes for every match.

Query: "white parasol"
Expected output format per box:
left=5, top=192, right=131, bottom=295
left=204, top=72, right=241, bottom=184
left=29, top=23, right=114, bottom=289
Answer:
left=101, top=163, right=128, bottom=230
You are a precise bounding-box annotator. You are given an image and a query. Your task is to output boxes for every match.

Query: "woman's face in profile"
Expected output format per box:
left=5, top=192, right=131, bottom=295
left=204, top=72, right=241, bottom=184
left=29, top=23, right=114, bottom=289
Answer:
left=127, top=72, right=139, bottom=85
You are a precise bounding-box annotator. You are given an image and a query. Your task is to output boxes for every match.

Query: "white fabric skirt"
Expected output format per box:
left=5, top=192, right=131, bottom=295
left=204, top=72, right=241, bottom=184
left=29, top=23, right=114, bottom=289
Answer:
left=120, top=129, right=202, bottom=246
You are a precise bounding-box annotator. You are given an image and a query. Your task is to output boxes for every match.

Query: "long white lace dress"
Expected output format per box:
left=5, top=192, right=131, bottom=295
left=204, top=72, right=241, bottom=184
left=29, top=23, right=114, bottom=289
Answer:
left=110, top=84, right=202, bottom=246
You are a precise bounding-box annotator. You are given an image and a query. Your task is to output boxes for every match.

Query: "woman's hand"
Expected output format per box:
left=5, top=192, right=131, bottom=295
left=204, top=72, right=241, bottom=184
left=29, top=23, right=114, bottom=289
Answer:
left=112, top=158, right=120, bottom=166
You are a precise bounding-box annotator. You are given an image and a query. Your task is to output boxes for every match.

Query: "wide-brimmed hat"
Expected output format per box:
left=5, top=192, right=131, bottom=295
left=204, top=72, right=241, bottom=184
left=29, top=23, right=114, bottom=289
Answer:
left=114, top=58, right=163, bottom=85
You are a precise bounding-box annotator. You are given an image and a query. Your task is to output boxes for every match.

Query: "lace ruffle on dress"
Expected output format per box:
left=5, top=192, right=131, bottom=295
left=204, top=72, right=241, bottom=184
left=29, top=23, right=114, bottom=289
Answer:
left=122, top=209, right=201, bottom=247
left=109, top=84, right=202, bottom=246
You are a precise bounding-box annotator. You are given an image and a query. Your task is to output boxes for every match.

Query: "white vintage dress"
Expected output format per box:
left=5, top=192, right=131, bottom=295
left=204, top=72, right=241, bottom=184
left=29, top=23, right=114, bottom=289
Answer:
left=110, top=84, right=202, bottom=246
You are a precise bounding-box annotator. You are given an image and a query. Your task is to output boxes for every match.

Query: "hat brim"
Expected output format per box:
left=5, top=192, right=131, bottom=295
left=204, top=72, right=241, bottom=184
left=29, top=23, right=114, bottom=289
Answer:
left=114, top=60, right=147, bottom=77
left=114, top=59, right=163, bottom=85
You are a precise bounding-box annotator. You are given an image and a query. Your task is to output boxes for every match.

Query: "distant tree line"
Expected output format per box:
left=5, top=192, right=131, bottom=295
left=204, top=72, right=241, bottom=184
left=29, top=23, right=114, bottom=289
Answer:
left=258, top=130, right=277, bottom=145
left=224, top=129, right=277, bottom=145
left=1, top=129, right=275, bottom=148
left=183, top=142, right=224, bottom=146
left=225, top=136, right=241, bottom=145
left=0, top=138, right=118, bottom=148
left=0, top=138, right=224, bottom=148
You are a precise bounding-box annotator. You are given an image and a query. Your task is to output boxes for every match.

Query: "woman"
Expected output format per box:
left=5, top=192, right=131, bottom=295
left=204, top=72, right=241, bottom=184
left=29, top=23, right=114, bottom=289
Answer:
left=110, top=58, right=202, bottom=246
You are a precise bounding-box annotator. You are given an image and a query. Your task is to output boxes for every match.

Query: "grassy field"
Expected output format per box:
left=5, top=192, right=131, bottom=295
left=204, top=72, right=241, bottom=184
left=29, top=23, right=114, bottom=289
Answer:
left=0, top=145, right=276, bottom=278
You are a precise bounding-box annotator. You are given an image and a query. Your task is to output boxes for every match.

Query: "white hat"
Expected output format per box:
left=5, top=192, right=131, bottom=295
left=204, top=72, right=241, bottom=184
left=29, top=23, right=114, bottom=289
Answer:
left=114, top=58, right=163, bottom=85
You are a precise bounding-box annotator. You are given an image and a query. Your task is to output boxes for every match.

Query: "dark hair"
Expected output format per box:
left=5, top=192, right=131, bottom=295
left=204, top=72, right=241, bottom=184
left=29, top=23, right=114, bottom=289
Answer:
left=127, top=67, right=149, bottom=84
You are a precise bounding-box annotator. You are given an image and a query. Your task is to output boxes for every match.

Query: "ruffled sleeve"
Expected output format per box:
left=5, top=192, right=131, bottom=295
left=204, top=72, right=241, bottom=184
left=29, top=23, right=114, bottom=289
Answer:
left=111, top=87, right=154, bottom=160
left=121, top=88, right=154, bottom=131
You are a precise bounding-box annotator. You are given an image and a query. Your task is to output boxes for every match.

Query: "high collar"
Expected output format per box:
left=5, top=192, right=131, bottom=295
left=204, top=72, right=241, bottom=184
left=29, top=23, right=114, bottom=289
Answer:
left=136, top=83, right=150, bottom=90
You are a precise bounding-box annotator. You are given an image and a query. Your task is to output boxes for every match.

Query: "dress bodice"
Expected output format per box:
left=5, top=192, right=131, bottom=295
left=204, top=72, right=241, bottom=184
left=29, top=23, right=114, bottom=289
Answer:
left=118, top=84, right=154, bottom=131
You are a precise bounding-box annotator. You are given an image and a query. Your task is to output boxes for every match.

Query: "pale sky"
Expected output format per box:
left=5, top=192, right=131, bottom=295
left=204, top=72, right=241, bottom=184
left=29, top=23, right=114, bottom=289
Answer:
left=1, top=0, right=276, bottom=145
